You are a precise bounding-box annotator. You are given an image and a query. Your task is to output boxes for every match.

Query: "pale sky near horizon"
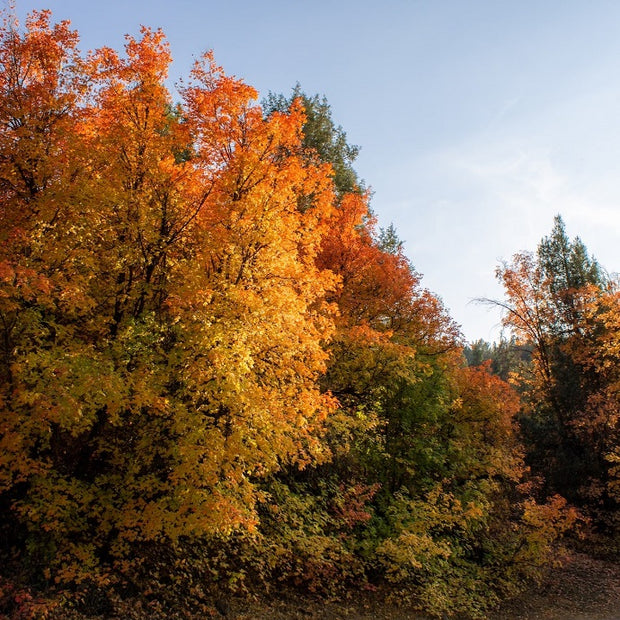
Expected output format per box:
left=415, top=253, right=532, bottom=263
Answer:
left=12, top=1, right=620, bottom=342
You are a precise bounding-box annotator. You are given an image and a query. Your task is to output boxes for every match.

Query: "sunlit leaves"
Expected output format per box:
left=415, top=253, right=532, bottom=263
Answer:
left=0, top=10, right=338, bottom=584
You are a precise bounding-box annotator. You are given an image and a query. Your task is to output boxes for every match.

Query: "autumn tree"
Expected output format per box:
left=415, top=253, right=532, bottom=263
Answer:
left=253, top=89, right=574, bottom=618
left=0, top=11, right=338, bottom=593
left=497, top=215, right=619, bottom=528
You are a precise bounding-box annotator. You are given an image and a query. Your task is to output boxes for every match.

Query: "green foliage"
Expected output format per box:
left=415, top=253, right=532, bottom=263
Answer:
left=376, top=223, right=405, bottom=256
left=263, top=85, right=362, bottom=197
left=464, top=337, right=532, bottom=381
left=538, top=216, right=604, bottom=313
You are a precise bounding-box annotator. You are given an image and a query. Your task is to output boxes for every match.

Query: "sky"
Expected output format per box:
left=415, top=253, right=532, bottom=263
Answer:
left=12, top=0, right=620, bottom=342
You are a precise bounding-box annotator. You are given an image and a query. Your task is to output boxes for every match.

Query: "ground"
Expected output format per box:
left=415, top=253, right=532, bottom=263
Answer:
left=489, top=551, right=620, bottom=620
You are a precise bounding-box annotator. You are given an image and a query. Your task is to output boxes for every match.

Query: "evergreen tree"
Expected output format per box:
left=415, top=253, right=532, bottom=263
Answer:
left=263, top=85, right=362, bottom=197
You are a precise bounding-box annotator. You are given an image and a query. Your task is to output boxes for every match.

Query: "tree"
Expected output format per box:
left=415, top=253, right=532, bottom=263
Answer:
left=0, top=13, right=582, bottom=617
left=263, top=85, right=362, bottom=197
left=497, top=215, right=618, bottom=526
left=464, top=337, right=531, bottom=382
left=0, top=14, right=338, bottom=586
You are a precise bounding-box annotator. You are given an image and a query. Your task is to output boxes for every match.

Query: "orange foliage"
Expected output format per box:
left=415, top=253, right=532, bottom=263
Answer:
left=0, top=11, right=338, bottom=582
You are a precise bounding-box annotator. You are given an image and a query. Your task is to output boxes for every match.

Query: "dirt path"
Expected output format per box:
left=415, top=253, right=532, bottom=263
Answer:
left=490, top=551, right=620, bottom=620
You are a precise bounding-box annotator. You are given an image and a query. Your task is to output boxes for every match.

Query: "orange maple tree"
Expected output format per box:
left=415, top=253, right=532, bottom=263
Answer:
left=0, top=10, right=337, bottom=583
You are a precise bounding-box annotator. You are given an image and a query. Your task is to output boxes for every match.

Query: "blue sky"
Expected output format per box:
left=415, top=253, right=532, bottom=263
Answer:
left=14, top=1, right=620, bottom=342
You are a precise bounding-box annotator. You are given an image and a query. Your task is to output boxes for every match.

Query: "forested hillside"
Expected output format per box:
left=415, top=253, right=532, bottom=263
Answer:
left=0, top=11, right=617, bottom=619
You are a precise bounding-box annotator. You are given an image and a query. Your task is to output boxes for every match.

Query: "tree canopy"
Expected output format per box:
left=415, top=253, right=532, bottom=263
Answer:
left=497, top=215, right=619, bottom=527
left=0, top=11, right=615, bottom=620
